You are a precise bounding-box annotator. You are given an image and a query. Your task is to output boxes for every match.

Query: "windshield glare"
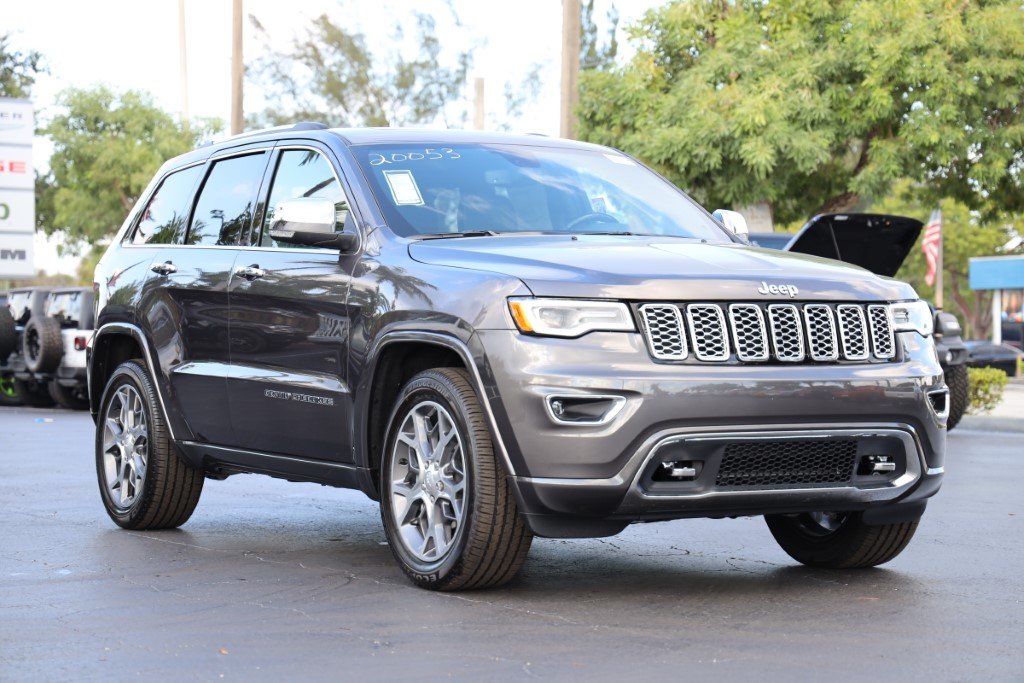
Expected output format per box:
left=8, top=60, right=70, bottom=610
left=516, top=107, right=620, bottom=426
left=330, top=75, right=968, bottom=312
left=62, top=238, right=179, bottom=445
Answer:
left=353, top=143, right=730, bottom=241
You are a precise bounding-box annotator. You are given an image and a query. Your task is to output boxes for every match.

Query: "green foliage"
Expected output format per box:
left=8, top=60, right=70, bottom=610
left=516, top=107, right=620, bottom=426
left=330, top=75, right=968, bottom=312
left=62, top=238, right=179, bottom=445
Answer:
left=581, top=1, right=619, bottom=71
left=578, top=0, right=1024, bottom=224
left=871, top=182, right=1023, bottom=337
left=0, top=33, right=44, bottom=99
left=966, top=366, right=1008, bottom=415
left=249, top=12, right=471, bottom=128
left=37, top=86, right=219, bottom=253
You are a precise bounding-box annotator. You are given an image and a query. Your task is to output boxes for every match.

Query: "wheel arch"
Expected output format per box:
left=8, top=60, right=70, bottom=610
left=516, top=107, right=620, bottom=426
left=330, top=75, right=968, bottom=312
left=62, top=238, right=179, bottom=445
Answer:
left=357, top=330, right=519, bottom=498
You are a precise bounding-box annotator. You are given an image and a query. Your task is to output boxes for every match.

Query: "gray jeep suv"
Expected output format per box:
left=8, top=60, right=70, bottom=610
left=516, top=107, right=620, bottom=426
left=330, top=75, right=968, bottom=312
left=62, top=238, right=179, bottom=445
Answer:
left=89, top=124, right=947, bottom=590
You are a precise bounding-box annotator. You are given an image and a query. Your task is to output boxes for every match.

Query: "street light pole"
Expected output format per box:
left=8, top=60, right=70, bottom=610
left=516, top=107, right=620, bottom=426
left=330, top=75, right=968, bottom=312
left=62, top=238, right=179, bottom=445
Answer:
left=560, top=0, right=581, bottom=139
left=178, top=0, right=189, bottom=124
left=230, top=0, right=244, bottom=135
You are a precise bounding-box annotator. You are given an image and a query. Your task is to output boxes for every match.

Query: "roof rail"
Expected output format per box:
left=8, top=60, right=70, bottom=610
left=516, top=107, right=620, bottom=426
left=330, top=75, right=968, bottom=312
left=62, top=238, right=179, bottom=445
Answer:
left=198, top=121, right=330, bottom=148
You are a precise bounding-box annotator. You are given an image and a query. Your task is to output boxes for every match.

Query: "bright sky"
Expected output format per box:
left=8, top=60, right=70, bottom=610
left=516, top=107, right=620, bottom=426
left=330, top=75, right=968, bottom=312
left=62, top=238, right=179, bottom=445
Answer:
left=6, top=0, right=662, bottom=275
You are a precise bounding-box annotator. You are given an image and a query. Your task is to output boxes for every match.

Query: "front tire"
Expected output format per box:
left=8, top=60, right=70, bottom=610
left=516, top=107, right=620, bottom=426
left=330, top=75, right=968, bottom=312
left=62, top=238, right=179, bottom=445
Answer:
left=944, top=364, right=969, bottom=431
left=765, top=511, right=919, bottom=569
left=0, top=375, right=21, bottom=406
left=380, top=368, right=533, bottom=590
left=96, top=360, right=204, bottom=529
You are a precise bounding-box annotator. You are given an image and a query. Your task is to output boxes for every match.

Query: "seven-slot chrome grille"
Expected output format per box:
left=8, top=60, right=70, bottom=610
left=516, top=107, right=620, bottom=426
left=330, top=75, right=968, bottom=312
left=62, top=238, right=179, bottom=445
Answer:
left=638, top=302, right=895, bottom=364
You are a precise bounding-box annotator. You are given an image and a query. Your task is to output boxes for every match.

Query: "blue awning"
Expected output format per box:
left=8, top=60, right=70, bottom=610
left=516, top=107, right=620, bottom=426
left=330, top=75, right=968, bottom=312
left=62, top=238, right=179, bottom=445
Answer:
left=969, top=255, right=1024, bottom=290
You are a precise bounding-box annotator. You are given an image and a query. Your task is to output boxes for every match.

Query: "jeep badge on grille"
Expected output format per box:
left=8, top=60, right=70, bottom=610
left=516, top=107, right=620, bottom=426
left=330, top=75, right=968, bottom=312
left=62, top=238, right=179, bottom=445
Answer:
left=757, top=281, right=799, bottom=298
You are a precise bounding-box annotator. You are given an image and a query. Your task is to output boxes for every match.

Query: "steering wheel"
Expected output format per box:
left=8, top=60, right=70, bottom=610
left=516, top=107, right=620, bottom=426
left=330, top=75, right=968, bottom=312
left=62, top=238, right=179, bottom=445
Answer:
left=565, top=212, right=623, bottom=231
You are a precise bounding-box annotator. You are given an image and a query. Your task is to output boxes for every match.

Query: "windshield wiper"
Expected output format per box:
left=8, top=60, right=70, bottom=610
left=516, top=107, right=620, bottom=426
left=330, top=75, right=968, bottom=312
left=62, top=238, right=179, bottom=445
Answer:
left=415, top=230, right=501, bottom=240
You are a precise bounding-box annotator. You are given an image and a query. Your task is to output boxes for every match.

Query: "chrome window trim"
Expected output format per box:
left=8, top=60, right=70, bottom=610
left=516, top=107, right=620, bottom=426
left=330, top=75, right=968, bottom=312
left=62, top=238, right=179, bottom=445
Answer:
left=727, top=303, right=769, bottom=362
left=803, top=303, right=839, bottom=362
left=685, top=303, right=729, bottom=361
left=767, top=303, right=805, bottom=362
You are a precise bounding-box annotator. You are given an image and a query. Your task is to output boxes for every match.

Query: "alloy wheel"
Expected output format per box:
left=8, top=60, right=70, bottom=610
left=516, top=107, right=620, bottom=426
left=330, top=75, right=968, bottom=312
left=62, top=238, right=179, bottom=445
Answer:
left=387, top=400, right=468, bottom=563
left=101, top=385, right=149, bottom=509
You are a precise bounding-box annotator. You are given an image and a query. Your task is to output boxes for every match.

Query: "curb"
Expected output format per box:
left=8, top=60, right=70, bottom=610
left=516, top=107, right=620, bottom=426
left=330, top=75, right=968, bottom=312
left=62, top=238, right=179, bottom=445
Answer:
left=956, top=416, right=1024, bottom=434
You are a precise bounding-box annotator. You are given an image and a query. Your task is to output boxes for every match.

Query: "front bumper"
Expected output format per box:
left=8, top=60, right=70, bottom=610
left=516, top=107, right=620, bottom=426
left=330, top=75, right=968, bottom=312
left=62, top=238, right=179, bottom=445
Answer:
left=474, top=329, right=947, bottom=537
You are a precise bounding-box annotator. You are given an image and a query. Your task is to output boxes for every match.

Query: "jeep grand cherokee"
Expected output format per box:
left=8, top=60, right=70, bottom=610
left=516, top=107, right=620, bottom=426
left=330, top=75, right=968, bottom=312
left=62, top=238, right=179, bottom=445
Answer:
left=89, top=124, right=947, bottom=590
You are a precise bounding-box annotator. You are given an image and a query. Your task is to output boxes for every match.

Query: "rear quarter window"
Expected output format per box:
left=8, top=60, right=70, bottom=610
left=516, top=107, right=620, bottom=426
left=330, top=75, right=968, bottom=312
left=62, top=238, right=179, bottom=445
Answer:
left=131, top=165, right=204, bottom=245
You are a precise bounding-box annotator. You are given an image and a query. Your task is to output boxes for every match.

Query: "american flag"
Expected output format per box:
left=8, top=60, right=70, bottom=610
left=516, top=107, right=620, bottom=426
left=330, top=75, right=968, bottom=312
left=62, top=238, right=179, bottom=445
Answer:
left=922, top=209, right=942, bottom=287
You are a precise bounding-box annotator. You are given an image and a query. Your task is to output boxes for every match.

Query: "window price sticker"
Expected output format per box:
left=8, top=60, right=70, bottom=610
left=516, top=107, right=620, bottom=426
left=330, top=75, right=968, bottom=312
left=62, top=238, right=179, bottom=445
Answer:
left=383, top=169, right=425, bottom=206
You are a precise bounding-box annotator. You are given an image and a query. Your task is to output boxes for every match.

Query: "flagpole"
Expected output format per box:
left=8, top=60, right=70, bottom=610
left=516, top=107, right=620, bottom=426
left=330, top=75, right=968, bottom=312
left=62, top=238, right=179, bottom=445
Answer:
left=935, top=208, right=943, bottom=310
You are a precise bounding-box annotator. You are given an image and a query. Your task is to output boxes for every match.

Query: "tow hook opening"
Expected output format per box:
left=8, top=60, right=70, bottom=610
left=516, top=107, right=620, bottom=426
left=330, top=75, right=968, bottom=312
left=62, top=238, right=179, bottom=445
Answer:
left=545, top=394, right=625, bottom=426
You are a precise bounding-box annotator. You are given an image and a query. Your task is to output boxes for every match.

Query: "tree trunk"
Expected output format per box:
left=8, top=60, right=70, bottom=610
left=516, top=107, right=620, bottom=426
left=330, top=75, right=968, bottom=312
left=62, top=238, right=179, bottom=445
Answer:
left=815, top=192, right=861, bottom=216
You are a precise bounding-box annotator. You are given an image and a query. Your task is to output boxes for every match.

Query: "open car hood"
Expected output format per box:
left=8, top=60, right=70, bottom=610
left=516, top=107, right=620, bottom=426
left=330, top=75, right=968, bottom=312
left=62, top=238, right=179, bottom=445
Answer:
left=783, top=213, right=923, bottom=277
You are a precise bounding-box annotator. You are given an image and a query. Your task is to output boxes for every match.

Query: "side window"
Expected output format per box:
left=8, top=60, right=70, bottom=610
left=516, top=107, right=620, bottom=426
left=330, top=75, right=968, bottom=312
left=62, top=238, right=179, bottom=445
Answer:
left=131, top=165, right=203, bottom=245
left=188, top=153, right=268, bottom=246
left=259, top=149, right=348, bottom=248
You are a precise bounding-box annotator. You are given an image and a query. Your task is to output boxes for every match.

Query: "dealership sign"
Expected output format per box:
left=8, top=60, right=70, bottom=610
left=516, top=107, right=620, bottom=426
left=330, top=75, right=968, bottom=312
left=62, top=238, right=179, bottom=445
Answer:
left=0, top=98, right=34, bottom=279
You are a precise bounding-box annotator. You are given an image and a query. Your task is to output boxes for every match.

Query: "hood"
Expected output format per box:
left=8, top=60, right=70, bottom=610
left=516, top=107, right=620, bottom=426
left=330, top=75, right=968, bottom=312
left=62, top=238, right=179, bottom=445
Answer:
left=409, top=234, right=916, bottom=301
left=783, top=213, right=923, bottom=277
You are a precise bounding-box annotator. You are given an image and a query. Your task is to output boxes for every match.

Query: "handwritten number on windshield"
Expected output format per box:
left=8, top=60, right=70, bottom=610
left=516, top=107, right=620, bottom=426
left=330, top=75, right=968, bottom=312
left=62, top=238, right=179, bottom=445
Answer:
left=369, top=148, right=461, bottom=166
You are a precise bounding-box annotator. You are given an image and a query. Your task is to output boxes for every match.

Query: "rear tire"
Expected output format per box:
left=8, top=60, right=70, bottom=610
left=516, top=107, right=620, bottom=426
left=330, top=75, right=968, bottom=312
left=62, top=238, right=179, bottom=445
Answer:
left=765, top=511, right=919, bottom=569
left=0, top=306, right=16, bottom=362
left=96, top=360, right=204, bottom=529
left=380, top=367, right=533, bottom=590
left=23, top=317, right=63, bottom=373
left=49, top=381, right=90, bottom=410
left=944, top=364, right=969, bottom=431
left=14, top=379, right=55, bottom=407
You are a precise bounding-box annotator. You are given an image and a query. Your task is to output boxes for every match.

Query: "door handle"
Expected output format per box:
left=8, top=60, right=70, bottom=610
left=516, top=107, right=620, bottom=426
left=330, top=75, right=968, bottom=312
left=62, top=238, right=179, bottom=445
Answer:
left=150, top=260, right=177, bottom=276
left=235, top=264, right=266, bottom=280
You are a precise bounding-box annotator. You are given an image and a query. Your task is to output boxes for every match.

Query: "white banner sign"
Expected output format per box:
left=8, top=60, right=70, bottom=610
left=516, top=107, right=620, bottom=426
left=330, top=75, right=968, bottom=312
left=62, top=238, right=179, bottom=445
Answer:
left=0, top=98, right=34, bottom=279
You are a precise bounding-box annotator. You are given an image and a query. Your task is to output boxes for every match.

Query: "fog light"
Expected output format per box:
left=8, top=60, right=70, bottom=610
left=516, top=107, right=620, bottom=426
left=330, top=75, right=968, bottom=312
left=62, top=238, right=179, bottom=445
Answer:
left=652, top=460, right=702, bottom=482
left=544, top=394, right=625, bottom=426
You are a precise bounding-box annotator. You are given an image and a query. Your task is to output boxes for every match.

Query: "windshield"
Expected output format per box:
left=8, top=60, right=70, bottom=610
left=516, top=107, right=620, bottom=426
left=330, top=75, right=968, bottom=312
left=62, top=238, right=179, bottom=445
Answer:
left=352, top=143, right=730, bottom=241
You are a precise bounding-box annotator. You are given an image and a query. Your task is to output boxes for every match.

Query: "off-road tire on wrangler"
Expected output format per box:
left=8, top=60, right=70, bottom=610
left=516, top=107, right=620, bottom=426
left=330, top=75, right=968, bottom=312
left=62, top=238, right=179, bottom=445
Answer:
left=944, top=364, right=969, bottom=431
left=0, top=306, right=16, bottom=362
left=765, top=511, right=918, bottom=569
left=380, top=367, right=533, bottom=590
left=22, top=316, right=63, bottom=373
left=96, top=360, right=204, bottom=529
left=49, top=380, right=90, bottom=411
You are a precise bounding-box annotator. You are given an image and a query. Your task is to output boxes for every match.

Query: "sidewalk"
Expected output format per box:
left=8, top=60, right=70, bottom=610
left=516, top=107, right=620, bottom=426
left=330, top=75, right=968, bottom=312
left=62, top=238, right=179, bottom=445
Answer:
left=958, top=377, right=1024, bottom=433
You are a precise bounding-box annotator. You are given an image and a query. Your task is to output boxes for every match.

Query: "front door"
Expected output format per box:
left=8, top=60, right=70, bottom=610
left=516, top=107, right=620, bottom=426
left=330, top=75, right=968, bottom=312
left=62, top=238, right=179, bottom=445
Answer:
left=140, top=147, right=271, bottom=445
left=226, top=145, right=355, bottom=462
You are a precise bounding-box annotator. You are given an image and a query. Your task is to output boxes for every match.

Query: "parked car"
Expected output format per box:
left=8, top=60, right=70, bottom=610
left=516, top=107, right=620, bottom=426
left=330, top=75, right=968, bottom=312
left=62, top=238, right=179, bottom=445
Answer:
left=1001, top=321, right=1023, bottom=352
left=751, top=213, right=970, bottom=429
left=89, top=125, right=947, bottom=590
left=0, top=286, right=93, bottom=409
left=1, top=287, right=55, bottom=407
left=964, top=340, right=1022, bottom=376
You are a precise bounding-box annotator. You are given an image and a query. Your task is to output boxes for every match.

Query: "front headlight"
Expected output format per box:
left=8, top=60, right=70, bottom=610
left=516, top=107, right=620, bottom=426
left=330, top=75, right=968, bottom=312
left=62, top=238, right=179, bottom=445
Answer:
left=508, top=297, right=635, bottom=337
left=889, top=300, right=934, bottom=336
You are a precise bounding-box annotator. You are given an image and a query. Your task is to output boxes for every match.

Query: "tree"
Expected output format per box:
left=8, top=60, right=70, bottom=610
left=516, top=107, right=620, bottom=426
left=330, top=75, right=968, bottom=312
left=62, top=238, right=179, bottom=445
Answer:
left=581, top=0, right=619, bottom=71
left=0, top=33, right=44, bottom=98
left=578, top=0, right=1024, bottom=225
left=248, top=11, right=471, bottom=128
left=871, top=183, right=1023, bottom=338
left=37, top=86, right=219, bottom=253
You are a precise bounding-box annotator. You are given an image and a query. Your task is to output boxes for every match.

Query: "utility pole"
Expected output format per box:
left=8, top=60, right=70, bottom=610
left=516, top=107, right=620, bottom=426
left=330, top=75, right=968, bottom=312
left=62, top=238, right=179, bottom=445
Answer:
left=473, top=77, right=485, bottom=131
left=559, top=0, right=581, bottom=139
left=230, top=0, right=244, bottom=135
left=178, top=0, right=189, bottom=124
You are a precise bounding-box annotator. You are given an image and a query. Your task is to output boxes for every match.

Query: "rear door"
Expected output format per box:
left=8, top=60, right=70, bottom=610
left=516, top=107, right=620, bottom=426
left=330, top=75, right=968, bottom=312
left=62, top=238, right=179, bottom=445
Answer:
left=138, top=145, right=270, bottom=445
left=225, top=143, right=356, bottom=462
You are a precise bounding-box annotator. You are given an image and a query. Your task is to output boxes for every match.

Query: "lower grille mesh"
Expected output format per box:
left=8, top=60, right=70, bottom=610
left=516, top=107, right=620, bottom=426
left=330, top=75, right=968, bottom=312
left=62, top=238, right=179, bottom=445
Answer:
left=716, top=440, right=858, bottom=488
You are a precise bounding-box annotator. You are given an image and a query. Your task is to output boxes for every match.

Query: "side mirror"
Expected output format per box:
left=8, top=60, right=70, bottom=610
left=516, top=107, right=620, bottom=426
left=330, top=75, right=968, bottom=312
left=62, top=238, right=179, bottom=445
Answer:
left=712, top=209, right=749, bottom=238
left=268, top=198, right=358, bottom=252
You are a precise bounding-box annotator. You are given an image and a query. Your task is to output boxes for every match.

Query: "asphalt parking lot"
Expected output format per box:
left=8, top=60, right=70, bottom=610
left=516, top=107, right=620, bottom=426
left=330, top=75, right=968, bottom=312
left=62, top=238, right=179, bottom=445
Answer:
left=1, top=407, right=1021, bottom=681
